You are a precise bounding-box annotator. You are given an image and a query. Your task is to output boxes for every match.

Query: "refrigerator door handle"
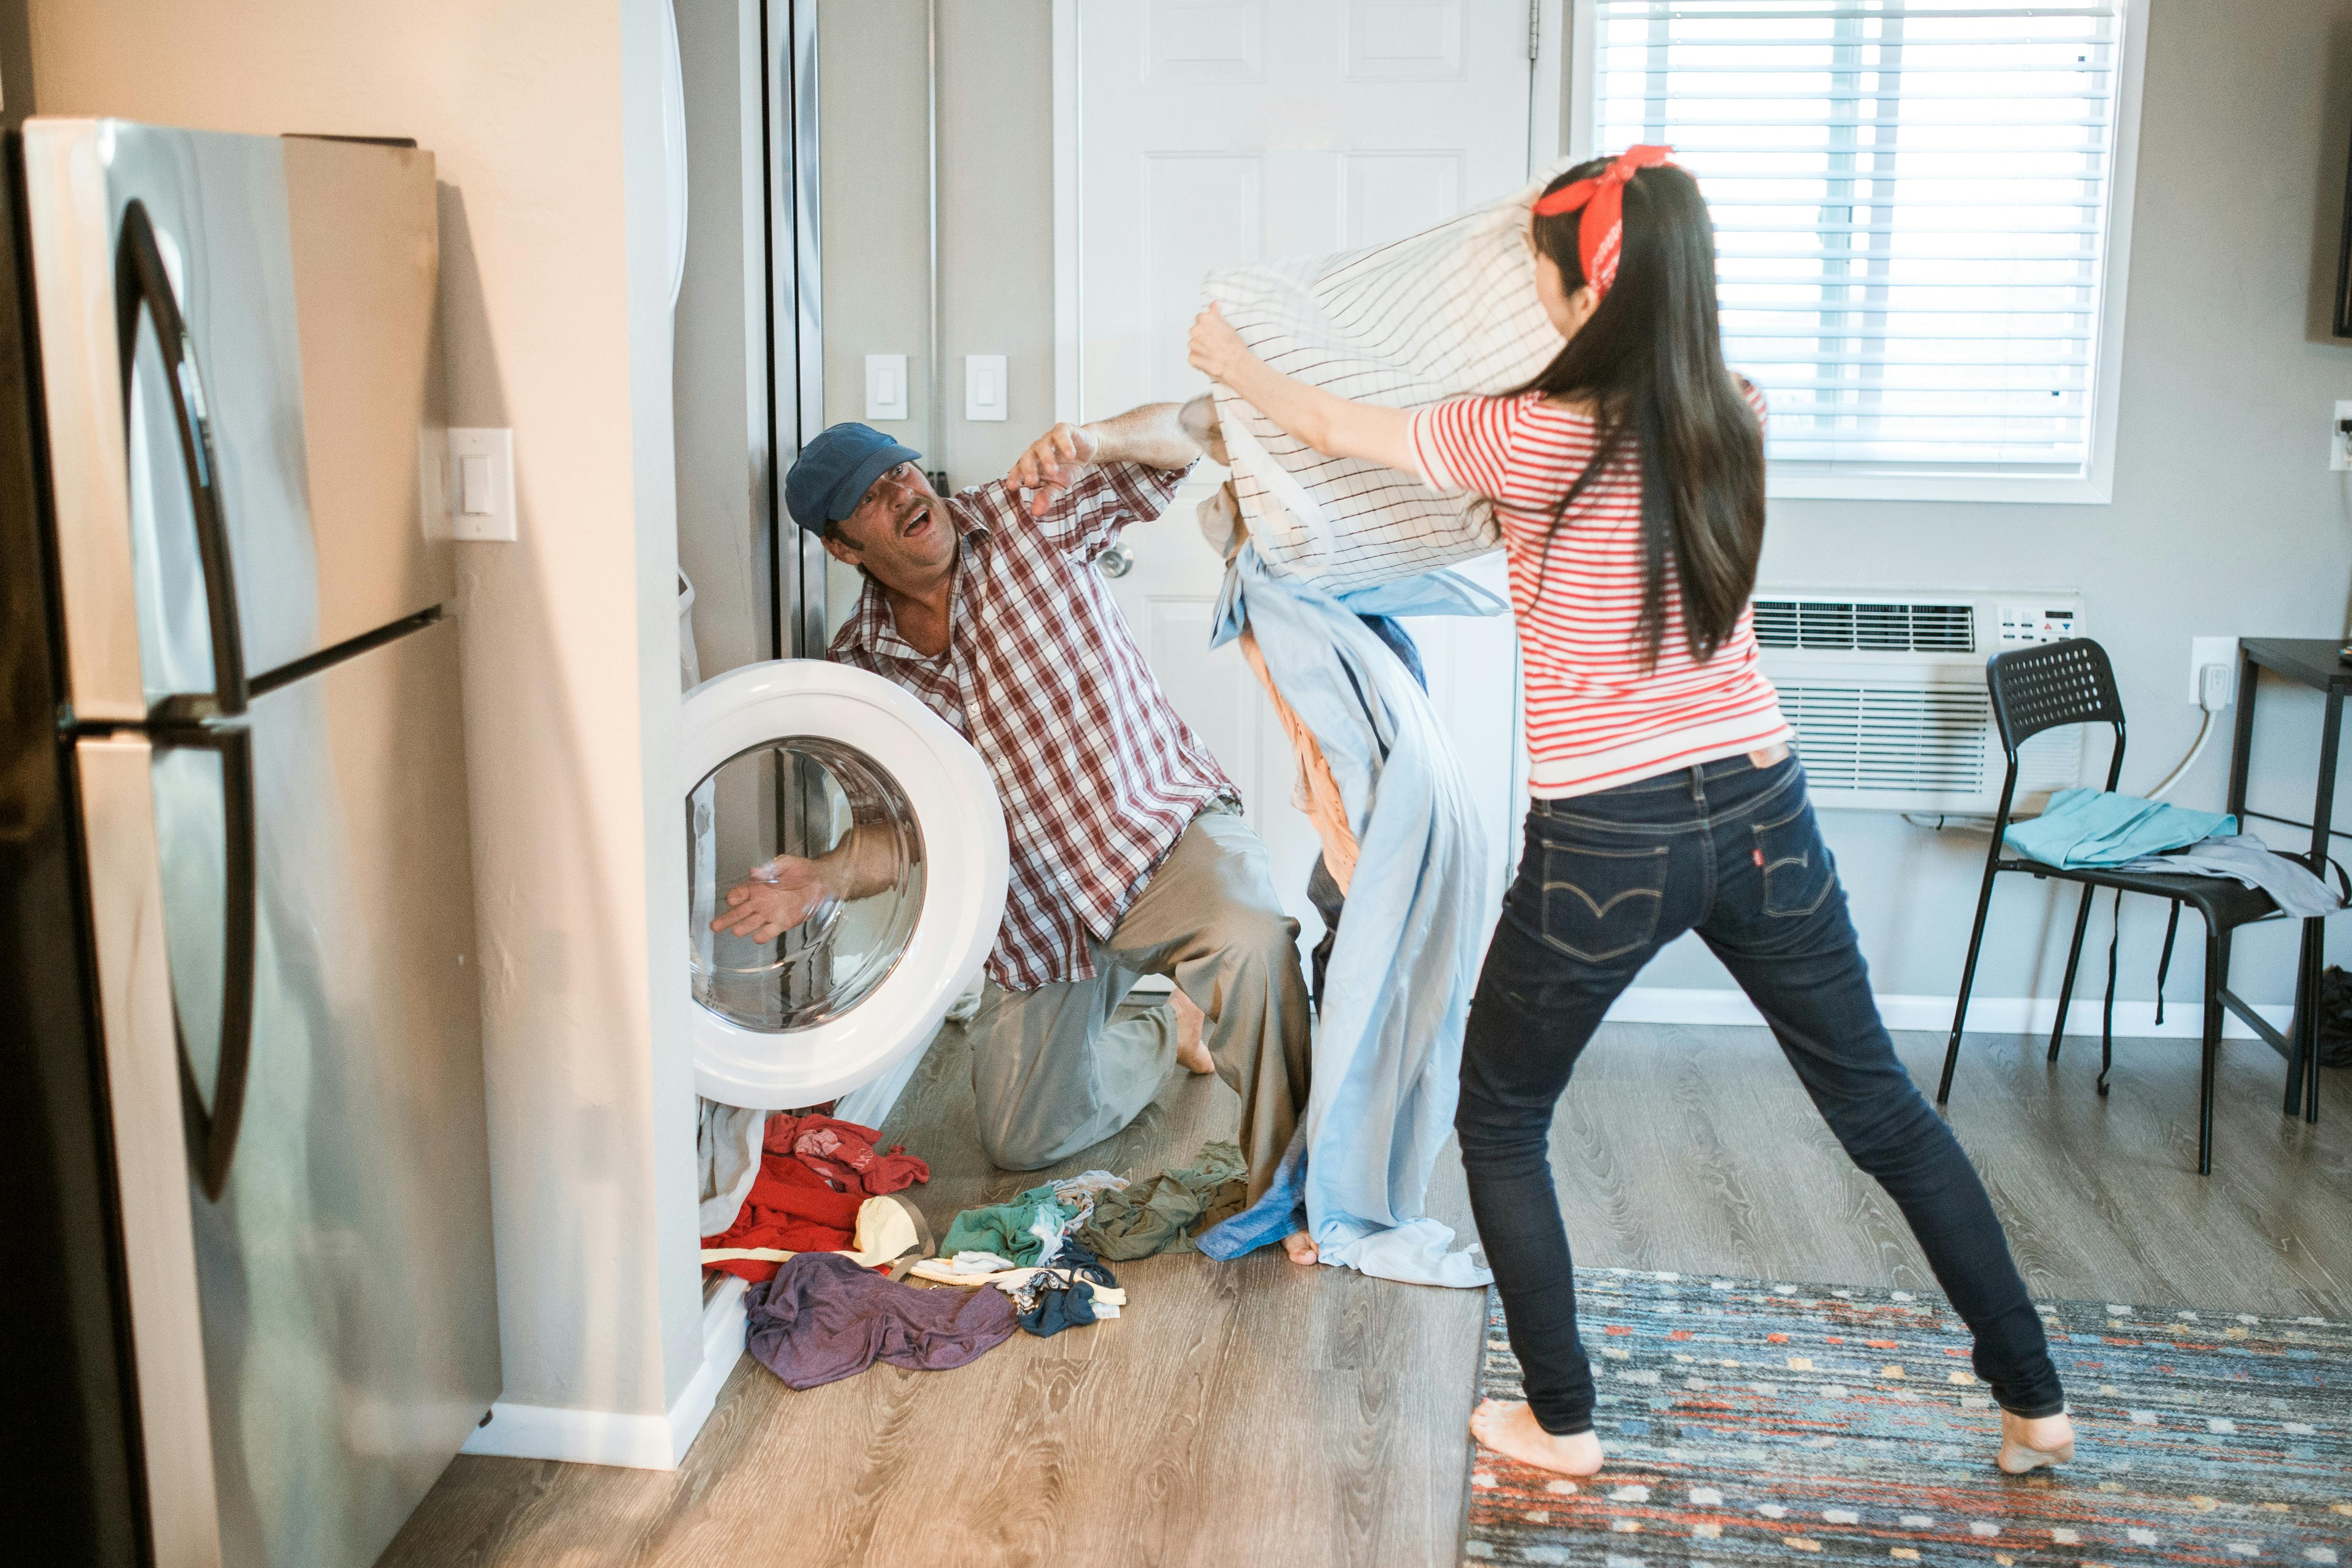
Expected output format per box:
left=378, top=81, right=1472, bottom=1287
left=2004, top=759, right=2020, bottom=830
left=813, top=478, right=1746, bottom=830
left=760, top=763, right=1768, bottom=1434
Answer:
left=117, top=198, right=248, bottom=720
left=161, top=722, right=259, bottom=1201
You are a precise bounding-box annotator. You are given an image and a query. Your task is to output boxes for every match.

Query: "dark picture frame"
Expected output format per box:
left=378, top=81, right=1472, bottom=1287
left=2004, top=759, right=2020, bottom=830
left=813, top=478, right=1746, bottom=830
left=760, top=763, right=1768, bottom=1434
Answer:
left=2336, top=114, right=2352, bottom=335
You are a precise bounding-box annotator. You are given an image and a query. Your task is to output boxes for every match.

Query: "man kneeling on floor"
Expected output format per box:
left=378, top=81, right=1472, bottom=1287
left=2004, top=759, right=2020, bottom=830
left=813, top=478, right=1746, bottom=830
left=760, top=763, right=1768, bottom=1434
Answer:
left=716, top=408, right=1317, bottom=1263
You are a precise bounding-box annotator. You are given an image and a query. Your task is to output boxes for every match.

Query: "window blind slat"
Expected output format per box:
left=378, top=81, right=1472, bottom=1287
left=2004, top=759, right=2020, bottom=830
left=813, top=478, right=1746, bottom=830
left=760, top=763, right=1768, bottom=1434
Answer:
left=1603, top=5, right=2116, bottom=21
left=1598, top=36, right=2112, bottom=49
left=1606, top=83, right=2112, bottom=97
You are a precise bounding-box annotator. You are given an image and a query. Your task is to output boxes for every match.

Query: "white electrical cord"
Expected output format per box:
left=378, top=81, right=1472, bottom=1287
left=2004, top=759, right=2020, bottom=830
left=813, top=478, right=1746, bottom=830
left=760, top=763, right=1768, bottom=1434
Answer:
left=2142, top=707, right=2215, bottom=802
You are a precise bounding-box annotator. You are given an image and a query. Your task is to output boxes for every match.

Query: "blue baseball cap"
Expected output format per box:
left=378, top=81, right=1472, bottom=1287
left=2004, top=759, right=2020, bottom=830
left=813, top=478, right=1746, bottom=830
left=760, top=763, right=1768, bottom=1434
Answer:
left=785, top=423, right=922, bottom=535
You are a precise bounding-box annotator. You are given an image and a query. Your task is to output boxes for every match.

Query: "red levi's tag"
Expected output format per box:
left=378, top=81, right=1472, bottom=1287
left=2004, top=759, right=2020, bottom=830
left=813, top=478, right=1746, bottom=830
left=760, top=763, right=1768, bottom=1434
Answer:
left=1753, top=848, right=1764, bottom=867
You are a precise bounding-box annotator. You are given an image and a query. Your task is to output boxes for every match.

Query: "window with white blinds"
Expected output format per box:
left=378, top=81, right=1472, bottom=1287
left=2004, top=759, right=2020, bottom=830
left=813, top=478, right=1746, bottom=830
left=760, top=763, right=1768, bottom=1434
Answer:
left=1582, top=0, right=2140, bottom=500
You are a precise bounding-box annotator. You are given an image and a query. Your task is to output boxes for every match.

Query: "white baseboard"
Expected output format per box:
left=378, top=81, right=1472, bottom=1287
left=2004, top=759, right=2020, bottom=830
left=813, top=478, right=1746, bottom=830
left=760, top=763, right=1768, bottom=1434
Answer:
left=1606, top=986, right=2294, bottom=1042
left=461, top=1275, right=750, bottom=1471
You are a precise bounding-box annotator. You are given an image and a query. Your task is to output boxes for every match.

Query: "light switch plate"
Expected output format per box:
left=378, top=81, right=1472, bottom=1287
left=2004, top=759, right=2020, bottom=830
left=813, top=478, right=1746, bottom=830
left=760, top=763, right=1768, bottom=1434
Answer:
left=448, top=428, right=515, bottom=541
left=965, top=354, right=1008, bottom=422
left=866, top=354, right=909, bottom=422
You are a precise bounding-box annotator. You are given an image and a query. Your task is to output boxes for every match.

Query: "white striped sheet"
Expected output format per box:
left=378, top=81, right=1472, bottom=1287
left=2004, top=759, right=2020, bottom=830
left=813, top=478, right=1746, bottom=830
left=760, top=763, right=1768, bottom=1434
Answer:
left=1201, top=163, right=1577, bottom=590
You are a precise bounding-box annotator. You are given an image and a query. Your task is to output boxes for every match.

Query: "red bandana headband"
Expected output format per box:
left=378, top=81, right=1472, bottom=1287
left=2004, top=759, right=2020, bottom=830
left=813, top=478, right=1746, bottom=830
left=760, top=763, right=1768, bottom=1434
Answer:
left=1531, top=144, right=1677, bottom=298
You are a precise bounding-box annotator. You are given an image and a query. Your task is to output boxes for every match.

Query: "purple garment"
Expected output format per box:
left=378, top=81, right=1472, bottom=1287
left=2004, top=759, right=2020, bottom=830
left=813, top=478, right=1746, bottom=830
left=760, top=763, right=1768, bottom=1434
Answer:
left=745, top=1252, right=1018, bottom=1390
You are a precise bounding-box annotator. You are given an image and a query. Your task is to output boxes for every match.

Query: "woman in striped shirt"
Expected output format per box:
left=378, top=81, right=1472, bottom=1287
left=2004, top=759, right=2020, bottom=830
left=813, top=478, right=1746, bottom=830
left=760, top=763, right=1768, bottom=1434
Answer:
left=1188, top=148, right=2073, bottom=1479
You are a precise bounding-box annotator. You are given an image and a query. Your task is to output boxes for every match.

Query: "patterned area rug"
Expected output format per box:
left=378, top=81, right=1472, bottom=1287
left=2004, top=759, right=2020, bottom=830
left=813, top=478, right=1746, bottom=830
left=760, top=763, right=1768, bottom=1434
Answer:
left=1463, top=1270, right=2352, bottom=1568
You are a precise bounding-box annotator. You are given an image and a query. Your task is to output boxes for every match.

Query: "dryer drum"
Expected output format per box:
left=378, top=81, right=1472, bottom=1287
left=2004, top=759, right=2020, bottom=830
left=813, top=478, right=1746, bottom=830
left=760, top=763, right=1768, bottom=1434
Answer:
left=682, top=660, right=1008, bottom=1108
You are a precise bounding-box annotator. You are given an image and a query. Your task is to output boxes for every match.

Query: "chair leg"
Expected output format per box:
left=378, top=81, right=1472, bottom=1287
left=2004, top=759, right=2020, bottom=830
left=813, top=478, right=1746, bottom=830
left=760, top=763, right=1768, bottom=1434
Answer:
left=2048, top=882, right=2098, bottom=1064
left=2098, top=889, right=2121, bottom=1095
left=1941, top=862, right=2006, bottom=1104
left=2199, top=926, right=2223, bottom=1176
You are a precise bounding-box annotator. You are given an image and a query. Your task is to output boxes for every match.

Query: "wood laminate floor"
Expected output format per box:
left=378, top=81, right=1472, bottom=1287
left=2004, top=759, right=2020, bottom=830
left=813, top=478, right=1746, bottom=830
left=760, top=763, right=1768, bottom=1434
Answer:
left=379, top=1021, right=2351, bottom=1568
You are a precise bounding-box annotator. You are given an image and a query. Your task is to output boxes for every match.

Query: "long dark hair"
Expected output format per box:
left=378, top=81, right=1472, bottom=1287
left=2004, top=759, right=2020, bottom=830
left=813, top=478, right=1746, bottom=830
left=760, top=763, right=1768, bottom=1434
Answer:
left=1520, top=159, right=1764, bottom=667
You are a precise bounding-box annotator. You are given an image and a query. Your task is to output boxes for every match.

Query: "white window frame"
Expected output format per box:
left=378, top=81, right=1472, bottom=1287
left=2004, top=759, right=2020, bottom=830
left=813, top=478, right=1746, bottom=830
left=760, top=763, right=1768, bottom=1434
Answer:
left=1566, top=0, right=2150, bottom=506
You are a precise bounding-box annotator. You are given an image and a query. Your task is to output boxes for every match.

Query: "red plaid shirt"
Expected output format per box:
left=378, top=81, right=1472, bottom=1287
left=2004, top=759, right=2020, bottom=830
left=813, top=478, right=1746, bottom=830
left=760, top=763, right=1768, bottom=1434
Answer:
left=828, top=461, right=1237, bottom=991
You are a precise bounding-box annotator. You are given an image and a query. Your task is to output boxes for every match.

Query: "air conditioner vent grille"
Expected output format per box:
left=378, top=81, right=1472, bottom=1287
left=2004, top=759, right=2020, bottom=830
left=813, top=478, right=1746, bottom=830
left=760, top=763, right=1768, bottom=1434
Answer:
left=1780, top=683, right=1989, bottom=795
left=1754, top=599, right=1975, bottom=654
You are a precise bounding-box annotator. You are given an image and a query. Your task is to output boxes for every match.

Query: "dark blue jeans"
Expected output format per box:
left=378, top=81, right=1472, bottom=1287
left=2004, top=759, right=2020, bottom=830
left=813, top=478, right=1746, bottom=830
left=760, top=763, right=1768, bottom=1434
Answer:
left=1455, top=753, right=2065, bottom=1435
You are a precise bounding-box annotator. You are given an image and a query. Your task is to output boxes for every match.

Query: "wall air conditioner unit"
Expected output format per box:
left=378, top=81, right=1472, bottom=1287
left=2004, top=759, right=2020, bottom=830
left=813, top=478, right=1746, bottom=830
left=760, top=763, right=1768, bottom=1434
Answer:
left=1753, top=590, right=2087, bottom=816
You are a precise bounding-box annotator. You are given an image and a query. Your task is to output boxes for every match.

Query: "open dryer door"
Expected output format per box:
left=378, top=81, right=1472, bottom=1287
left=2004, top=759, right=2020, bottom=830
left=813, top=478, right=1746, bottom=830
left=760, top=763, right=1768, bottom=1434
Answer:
left=683, top=660, right=1007, bottom=1108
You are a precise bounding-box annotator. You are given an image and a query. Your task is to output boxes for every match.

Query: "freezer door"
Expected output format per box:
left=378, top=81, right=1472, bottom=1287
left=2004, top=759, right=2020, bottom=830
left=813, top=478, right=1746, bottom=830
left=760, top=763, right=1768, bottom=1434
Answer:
left=148, top=615, right=497, bottom=1568
left=75, top=737, right=226, bottom=1568
left=23, top=120, right=448, bottom=725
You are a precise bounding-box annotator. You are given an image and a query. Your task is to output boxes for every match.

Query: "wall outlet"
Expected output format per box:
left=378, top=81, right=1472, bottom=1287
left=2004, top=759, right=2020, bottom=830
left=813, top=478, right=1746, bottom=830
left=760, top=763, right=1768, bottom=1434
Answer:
left=865, top=354, right=909, bottom=422
left=2332, top=400, right=2352, bottom=471
left=2189, top=635, right=2238, bottom=707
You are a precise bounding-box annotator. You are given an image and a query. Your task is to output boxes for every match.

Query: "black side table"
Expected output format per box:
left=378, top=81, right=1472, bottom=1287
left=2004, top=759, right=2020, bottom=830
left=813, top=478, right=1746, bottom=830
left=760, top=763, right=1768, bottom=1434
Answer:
left=2222, top=638, right=2346, bottom=1121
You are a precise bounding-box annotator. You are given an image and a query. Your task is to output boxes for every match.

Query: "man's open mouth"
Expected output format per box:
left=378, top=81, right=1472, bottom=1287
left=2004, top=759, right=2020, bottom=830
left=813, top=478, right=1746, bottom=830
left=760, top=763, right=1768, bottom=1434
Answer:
left=899, top=503, right=932, bottom=539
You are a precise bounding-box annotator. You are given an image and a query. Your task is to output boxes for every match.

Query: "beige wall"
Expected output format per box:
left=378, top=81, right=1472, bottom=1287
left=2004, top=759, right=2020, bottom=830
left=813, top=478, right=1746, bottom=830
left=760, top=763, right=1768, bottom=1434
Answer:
left=29, top=0, right=705, bottom=1420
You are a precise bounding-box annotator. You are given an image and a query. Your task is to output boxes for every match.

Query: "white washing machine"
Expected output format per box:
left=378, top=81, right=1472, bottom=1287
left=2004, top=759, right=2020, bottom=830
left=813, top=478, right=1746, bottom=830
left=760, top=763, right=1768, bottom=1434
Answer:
left=681, top=659, right=1007, bottom=1108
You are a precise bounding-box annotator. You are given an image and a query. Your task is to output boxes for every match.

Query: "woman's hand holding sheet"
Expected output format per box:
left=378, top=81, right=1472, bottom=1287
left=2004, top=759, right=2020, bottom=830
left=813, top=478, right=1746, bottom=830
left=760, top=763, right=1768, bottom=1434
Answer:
left=1187, top=303, right=1417, bottom=477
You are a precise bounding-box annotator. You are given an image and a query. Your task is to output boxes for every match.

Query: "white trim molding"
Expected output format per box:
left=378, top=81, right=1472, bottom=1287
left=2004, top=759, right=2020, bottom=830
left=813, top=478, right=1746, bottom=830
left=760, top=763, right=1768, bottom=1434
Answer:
left=1050, top=0, right=1082, bottom=425
left=1529, top=0, right=1567, bottom=174
left=461, top=1277, right=748, bottom=1471
left=1606, top=986, right=2293, bottom=1044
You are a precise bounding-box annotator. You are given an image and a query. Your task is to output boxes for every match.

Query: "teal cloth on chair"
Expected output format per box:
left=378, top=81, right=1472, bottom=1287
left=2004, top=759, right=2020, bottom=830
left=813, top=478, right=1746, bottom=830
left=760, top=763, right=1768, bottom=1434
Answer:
left=2002, top=787, right=2235, bottom=869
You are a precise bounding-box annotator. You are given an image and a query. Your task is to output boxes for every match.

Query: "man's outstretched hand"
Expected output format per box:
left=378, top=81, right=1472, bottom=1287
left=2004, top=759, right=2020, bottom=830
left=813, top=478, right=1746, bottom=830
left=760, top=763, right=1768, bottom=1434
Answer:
left=711, top=855, right=833, bottom=944
left=1006, top=421, right=1101, bottom=518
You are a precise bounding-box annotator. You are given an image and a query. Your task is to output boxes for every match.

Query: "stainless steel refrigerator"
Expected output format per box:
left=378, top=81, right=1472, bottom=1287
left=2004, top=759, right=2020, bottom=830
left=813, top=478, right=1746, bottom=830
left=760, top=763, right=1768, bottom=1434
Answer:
left=0, top=120, right=499, bottom=1568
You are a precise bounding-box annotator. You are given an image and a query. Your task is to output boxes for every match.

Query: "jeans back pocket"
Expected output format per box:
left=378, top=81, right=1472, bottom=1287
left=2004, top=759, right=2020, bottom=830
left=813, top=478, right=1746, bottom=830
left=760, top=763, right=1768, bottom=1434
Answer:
left=1751, top=805, right=1835, bottom=919
left=1538, top=842, right=1668, bottom=962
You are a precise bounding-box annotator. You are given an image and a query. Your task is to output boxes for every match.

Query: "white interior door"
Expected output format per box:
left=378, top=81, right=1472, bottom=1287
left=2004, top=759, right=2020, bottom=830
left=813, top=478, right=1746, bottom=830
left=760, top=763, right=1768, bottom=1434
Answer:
left=1066, top=0, right=1538, bottom=949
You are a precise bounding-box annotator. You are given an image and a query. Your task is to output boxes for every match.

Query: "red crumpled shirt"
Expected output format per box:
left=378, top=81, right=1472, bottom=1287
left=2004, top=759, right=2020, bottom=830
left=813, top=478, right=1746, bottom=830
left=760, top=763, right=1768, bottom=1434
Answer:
left=699, top=1114, right=931, bottom=1283
left=768, top=1113, right=929, bottom=1196
left=700, top=1154, right=863, bottom=1284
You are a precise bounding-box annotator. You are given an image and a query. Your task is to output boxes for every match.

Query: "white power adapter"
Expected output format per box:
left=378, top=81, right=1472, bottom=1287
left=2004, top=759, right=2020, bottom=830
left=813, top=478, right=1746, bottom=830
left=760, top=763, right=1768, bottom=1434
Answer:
left=2197, top=661, right=2235, bottom=712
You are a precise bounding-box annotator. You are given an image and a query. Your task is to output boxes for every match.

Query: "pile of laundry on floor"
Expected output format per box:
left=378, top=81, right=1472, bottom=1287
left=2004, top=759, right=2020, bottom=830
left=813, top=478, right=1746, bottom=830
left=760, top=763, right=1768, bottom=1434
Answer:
left=902, top=1140, right=1247, bottom=1338
left=699, top=1110, right=932, bottom=1284
left=699, top=1112, right=1246, bottom=1391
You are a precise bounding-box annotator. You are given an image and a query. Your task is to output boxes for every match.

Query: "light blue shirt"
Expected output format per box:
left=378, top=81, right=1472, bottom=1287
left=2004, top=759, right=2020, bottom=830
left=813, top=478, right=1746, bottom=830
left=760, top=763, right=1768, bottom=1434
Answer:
left=1196, top=546, right=1502, bottom=1288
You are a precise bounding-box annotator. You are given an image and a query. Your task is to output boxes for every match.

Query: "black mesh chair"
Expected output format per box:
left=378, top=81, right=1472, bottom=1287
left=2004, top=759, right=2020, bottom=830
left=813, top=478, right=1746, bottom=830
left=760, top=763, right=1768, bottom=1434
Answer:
left=1937, top=638, right=2290, bottom=1175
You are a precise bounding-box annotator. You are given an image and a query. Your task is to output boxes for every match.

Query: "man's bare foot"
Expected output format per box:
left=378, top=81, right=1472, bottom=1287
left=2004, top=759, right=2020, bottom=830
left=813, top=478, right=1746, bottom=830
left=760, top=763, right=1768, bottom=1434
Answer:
left=1997, top=1409, right=2076, bottom=1474
left=1282, top=1229, right=1319, bottom=1265
left=1170, top=989, right=1214, bottom=1074
left=1469, top=1399, right=1604, bottom=1477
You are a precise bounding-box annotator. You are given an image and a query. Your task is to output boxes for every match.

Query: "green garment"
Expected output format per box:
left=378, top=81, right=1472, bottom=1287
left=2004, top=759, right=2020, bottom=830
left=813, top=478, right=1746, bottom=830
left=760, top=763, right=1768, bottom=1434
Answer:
left=939, top=1184, right=1073, bottom=1266
left=1076, top=1140, right=1247, bottom=1261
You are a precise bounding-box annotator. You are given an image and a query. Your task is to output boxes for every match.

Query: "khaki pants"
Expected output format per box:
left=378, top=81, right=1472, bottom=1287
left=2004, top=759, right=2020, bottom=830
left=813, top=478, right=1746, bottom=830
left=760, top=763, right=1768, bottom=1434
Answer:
left=967, top=808, right=1311, bottom=1206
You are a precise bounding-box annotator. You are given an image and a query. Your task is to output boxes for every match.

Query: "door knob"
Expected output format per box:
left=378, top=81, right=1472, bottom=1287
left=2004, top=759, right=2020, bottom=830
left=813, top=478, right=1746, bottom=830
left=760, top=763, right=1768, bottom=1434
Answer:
left=1097, top=542, right=1135, bottom=579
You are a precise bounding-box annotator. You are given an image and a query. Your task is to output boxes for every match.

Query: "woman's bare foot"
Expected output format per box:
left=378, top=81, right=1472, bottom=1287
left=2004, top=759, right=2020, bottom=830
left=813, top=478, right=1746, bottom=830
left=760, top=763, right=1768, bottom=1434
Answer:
left=1997, top=1409, right=2076, bottom=1474
left=1282, top=1229, right=1319, bottom=1265
left=1469, top=1399, right=1604, bottom=1477
left=1170, top=989, right=1215, bottom=1074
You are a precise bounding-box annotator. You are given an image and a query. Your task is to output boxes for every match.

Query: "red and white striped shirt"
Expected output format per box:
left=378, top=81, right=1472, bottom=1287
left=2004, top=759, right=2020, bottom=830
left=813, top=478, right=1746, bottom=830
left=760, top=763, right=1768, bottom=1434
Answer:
left=830, top=461, right=1236, bottom=991
left=1408, top=385, right=1790, bottom=798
